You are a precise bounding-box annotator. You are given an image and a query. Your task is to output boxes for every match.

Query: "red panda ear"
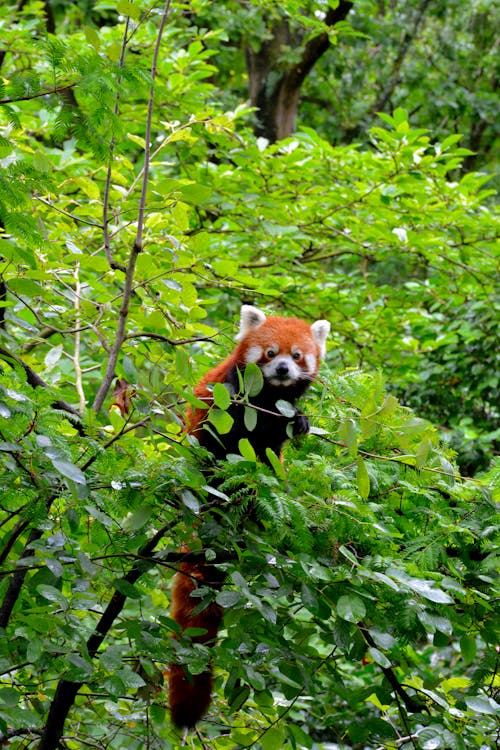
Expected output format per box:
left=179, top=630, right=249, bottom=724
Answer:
left=236, top=305, right=266, bottom=340
left=311, top=319, right=330, bottom=358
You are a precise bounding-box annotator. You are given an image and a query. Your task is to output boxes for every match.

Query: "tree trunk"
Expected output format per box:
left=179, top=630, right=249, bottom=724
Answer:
left=245, top=2, right=353, bottom=143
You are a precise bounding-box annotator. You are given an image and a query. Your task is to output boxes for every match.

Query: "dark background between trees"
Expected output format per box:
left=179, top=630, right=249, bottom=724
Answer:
left=0, top=1, right=498, bottom=748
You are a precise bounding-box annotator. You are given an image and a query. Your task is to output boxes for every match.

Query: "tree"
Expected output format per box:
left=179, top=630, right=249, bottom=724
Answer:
left=196, top=0, right=499, bottom=174
left=244, top=1, right=353, bottom=142
left=0, top=1, right=498, bottom=748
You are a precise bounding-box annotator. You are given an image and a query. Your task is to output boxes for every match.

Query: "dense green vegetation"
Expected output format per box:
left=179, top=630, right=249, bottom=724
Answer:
left=0, top=1, right=498, bottom=748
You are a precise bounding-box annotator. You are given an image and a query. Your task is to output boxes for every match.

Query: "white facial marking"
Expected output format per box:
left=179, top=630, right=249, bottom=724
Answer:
left=262, top=355, right=302, bottom=386
left=305, top=352, right=317, bottom=374
left=244, top=345, right=263, bottom=363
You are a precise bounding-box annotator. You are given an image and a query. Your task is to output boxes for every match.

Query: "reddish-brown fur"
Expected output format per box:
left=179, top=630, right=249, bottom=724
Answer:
left=168, top=560, right=224, bottom=728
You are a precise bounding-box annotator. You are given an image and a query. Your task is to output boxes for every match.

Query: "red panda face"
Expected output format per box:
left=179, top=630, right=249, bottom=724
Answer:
left=235, top=306, right=330, bottom=388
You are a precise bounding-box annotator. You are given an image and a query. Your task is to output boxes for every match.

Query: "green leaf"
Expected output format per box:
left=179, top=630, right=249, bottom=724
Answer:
left=100, top=645, right=124, bottom=671
left=116, top=0, right=142, bottom=21
left=36, top=585, right=68, bottom=609
left=275, top=399, right=295, bottom=418
left=356, top=457, right=370, bottom=498
left=49, top=457, right=86, bottom=485
left=368, top=646, right=391, bottom=668
left=66, top=653, right=93, bottom=679
left=216, top=590, right=242, bottom=608
left=339, top=418, right=357, bottom=455
left=441, top=677, right=471, bottom=692
left=265, top=448, right=285, bottom=479
left=288, top=724, right=313, bottom=749
left=415, top=439, right=432, bottom=468
left=337, top=594, right=366, bottom=623
left=245, top=665, right=266, bottom=691
left=244, top=405, right=257, bottom=432
left=114, top=668, right=146, bottom=689
left=243, top=363, right=264, bottom=397
left=104, top=675, right=126, bottom=697
left=207, top=408, right=234, bottom=434
left=181, top=490, right=200, bottom=514
left=126, top=505, right=153, bottom=530
left=260, top=726, right=286, bottom=750
left=238, top=438, right=256, bottom=461
left=213, top=382, right=231, bottom=410
left=0, top=688, right=20, bottom=707
left=112, top=579, right=143, bottom=599
left=460, top=635, right=477, bottom=664
left=44, top=345, right=62, bottom=370
left=465, top=696, right=499, bottom=715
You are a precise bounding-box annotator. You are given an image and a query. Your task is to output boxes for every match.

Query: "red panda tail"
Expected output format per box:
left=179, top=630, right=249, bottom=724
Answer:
left=169, top=664, right=213, bottom=728
left=168, top=560, right=224, bottom=727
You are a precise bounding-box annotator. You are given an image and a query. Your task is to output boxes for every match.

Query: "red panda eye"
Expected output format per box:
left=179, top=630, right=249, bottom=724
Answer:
left=292, top=351, right=302, bottom=361
left=266, top=349, right=276, bottom=359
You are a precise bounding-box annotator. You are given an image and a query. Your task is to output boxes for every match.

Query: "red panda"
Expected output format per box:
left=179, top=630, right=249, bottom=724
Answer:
left=169, top=305, right=330, bottom=728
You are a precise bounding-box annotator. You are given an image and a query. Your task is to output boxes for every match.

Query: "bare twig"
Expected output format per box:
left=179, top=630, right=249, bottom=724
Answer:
left=91, top=1, right=172, bottom=415
left=36, top=196, right=104, bottom=229
left=73, top=262, right=86, bottom=411
left=0, top=82, right=76, bottom=105
left=124, top=331, right=216, bottom=345
left=80, top=416, right=152, bottom=471
left=103, top=17, right=130, bottom=271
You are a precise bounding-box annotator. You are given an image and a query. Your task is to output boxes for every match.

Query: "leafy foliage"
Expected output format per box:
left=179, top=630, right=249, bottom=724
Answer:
left=0, top=1, right=498, bottom=749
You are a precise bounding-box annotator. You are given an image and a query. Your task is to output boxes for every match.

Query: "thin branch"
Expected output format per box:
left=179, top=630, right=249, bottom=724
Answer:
left=0, top=518, right=30, bottom=567
left=73, top=262, right=86, bottom=411
left=36, top=196, right=104, bottom=229
left=103, top=17, right=130, bottom=271
left=135, top=3, right=171, bottom=251
left=80, top=417, right=151, bottom=471
left=359, top=624, right=426, bottom=714
left=123, top=331, right=216, bottom=345
left=91, top=0, right=171, bottom=414
left=0, top=82, right=76, bottom=105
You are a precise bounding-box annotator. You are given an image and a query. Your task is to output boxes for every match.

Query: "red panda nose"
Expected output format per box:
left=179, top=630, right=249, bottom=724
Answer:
left=276, top=362, right=289, bottom=377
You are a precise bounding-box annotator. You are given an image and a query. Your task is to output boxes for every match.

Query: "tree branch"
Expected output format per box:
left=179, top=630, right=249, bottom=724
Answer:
left=0, top=527, right=45, bottom=629
left=287, top=1, right=354, bottom=90
left=103, top=18, right=130, bottom=271
left=91, top=0, right=171, bottom=414
left=37, top=520, right=175, bottom=750
left=359, top=624, right=426, bottom=713
left=0, top=346, right=84, bottom=432
left=124, top=331, right=216, bottom=345
left=0, top=83, right=76, bottom=105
